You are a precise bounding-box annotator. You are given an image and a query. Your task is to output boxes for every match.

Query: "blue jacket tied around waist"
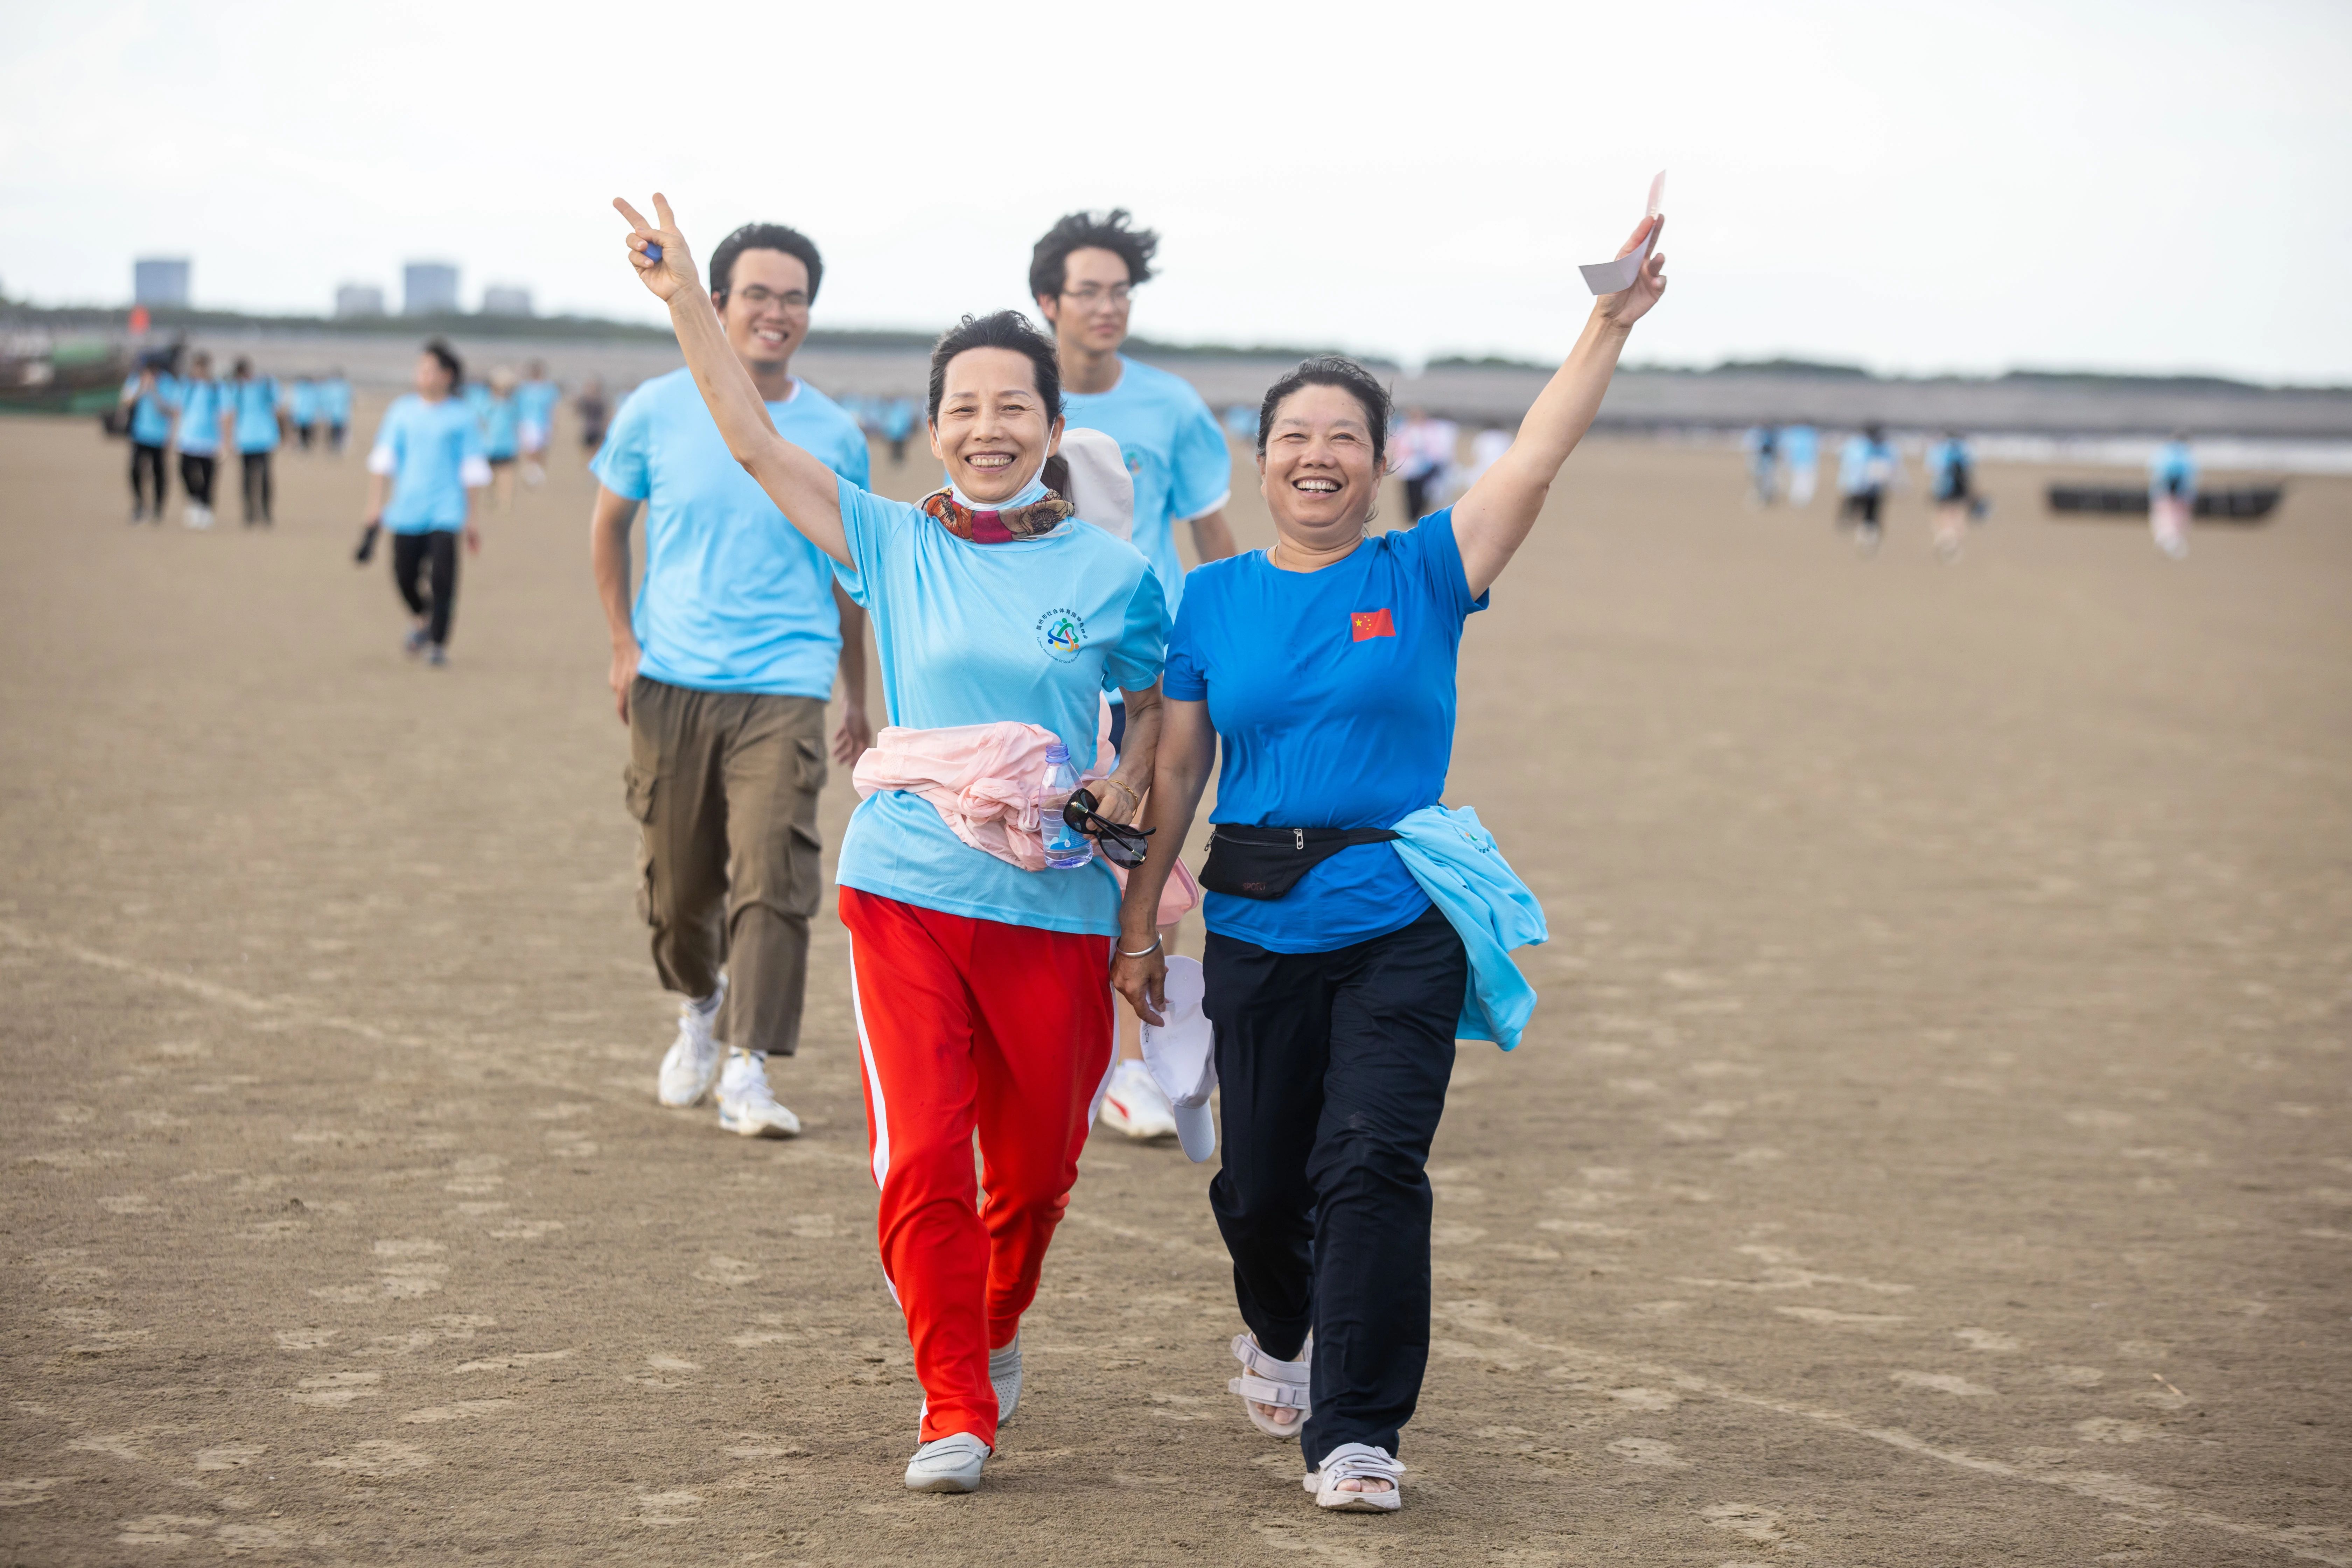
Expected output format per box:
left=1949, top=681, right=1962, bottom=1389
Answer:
left=1389, top=804, right=1548, bottom=1050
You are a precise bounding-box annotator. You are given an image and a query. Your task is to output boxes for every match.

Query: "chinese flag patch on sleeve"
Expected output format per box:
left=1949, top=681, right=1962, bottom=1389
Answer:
left=1351, top=608, right=1396, bottom=642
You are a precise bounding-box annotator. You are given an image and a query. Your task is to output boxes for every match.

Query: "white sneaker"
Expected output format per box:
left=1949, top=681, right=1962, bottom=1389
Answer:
left=904, top=1432, right=987, bottom=1493
left=1100, top=1058, right=1180, bottom=1141
left=656, top=981, right=725, bottom=1107
left=716, top=1050, right=800, bottom=1138
left=990, top=1334, right=1023, bottom=1426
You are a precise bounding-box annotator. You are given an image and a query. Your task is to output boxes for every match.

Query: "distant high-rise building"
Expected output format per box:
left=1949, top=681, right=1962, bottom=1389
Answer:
left=481, top=284, right=534, bottom=318
left=134, top=257, right=190, bottom=308
left=335, top=283, right=386, bottom=318
left=403, top=262, right=460, bottom=316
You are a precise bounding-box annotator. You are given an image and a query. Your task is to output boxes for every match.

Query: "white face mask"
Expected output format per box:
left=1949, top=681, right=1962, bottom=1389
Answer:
left=948, top=470, right=1049, bottom=511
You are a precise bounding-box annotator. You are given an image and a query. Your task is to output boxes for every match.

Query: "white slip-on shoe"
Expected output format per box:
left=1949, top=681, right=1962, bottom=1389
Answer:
left=904, top=1432, right=988, bottom=1493
left=1304, top=1442, right=1404, bottom=1512
left=715, top=1050, right=800, bottom=1138
left=990, top=1335, right=1023, bottom=1427
left=1100, top=1058, right=1180, bottom=1141
left=656, top=981, right=725, bottom=1108
left=1230, top=1332, right=1311, bottom=1437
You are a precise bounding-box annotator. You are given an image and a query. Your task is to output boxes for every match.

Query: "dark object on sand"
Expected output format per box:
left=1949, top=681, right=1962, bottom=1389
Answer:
left=2046, top=485, right=2283, bottom=523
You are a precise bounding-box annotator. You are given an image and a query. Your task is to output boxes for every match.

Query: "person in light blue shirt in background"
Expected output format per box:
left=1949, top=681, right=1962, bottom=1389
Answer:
left=516, top=359, right=560, bottom=485
left=363, top=339, right=489, bottom=666
left=1925, top=430, right=1984, bottom=561
left=590, top=220, right=876, bottom=1144
left=226, top=357, right=282, bottom=526
left=1029, top=207, right=1237, bottom=1141
left=881, top=395, right=916, bottom=467
left=117, top=359, right=179, bottom=523
left=288, top=377, right=321, bottom=450
left=470, top=369, right=523, bottom=510
left=1742, top=424, right=1780, bottom=507
left=2149, top=431, right=2196, bottom=560
left=1780, top=422, right=1819, bottom=507
left=317, top=370, right=353, bottom=454
left=1837, top=424, right=1898, bottom=557
left=173, top=351, right=229, bottom=528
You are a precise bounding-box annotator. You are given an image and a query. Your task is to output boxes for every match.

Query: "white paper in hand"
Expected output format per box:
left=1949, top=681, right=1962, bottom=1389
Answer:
left=1578, top=170, right=1666, bottom=296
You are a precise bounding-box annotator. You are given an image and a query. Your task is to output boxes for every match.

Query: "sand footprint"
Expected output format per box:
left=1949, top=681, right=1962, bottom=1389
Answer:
left=1607, top=1437, right=1690, bottom=1469
left=1889, top=1370, right=1994, bottom=1398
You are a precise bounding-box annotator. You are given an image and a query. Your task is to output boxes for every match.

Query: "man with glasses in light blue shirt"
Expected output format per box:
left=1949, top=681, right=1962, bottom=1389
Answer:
left=591, top=221, right=875, bottom=1143
left=1030, top=208, right=1238, bottom=1142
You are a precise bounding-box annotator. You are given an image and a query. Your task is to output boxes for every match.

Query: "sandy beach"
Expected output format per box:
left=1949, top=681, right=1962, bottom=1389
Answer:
left=2, top=404, right=2346, bottom=1566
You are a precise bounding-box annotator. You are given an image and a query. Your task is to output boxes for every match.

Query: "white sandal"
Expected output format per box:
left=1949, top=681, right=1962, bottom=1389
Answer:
left=904, top=1432, right=988, bottom=1493
left=1228, top=1333, right=1310, bottom=1438
left=1304, top=1442, right=1403, bottom=1512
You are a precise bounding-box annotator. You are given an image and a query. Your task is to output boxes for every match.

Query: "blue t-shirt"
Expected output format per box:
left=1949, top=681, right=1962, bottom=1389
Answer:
left=175, top=379, right=225, bottom=454
left=469, top=389, right=520, bottom=459
left=122, top=375, right=177, bottom=446
left=1839, top=435, right=1895, bottom=495
left=517, top=380, right=560, bottom=428
left=832, top=481, right=1169, bottom=936
left=2150, top=441, right=2197, bottom=498
left=1061, top=356, right=1233, bottom=614
left=232, top=379, right=280, bottom=453
left=1781, top=425, right=1818, bottom=467
left=1927, top=438, right=1971, bottom=498
left=1164, top=509, right=1487, bottom=953
left=593, top=368, right=871, bottom=698
left=318, top=380, right=353, bottom=425
left=289, top=381, right=320, bottom=424
left=371, top=394, right=486, bottom=532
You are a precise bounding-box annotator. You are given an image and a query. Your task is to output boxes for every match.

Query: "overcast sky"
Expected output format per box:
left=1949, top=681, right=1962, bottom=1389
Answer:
left=4, top=0, right=2347, bottom=382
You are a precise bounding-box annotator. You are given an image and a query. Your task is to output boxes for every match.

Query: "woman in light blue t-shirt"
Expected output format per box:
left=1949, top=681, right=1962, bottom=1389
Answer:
left=1110, top=214, right=1670, bottom=1512
left=610, top=194, right=1168, bottom=1498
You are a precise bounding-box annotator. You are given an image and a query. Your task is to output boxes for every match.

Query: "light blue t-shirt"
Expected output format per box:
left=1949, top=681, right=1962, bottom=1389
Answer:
left=175, top=379, right=225, bottom=455
left=593, top=368, right=871, bottom=698
left=518, top=380, right=560, bottom=428
left=468, top=388, right=519, bottom=459
left=1839, top=435, right=1895, bottom=495
left=371, top=394, right=485, bottom=532
left=289, top=381, right=320, bottom=425
left=318, top=380, right=353, bottom=425
left=1927, top=438, right=1972, bottom=498
left=832, top=481, right=1169, bottom=936
left=1060, top=356, right=1233, bottom=614
left=232, top=378, right=280, bottom=453
left=1164, top=509, right=1487, bottom=954
left=1781, top=425, right=1818, bottom=468
left=122, top=375, right=177, bottom=446
left=2150, top=441, right=2197, bottom=498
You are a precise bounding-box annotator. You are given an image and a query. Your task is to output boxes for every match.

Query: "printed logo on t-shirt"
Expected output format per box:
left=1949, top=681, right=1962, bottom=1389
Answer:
left=1035, top=607, right=1088, bottom=663
left=1351, top=608, right=1396, bottom=642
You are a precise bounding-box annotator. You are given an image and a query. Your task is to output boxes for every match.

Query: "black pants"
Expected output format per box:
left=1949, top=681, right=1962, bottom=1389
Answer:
left=1840, top=489, right=1882, bottom=527
left=391, top=531, right=460, bottom=647
left=179, top=453, right=217, bottom=508
left=130, top=443, right=167, bottom=514
left=1205, top=903, right=1466, bottom=1467
left=1403, top=474, right=1432, bottom=520
left=240, top=451, right=273, bottom=524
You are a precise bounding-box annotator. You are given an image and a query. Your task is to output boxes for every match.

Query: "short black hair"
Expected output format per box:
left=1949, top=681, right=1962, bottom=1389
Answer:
left=926, top=311, right=1061, bottom=428
left=708, top=223, right=824, bottom=305
left=1257, top=356, right=1393, bottom=471
left=423, top=338, right=463, bottom=388
left=1028, top=209, right=1158, bottom=302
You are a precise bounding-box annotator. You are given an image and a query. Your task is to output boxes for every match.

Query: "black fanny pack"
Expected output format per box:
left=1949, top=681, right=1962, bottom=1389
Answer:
left=1199, top=824, right=1402, bottom=901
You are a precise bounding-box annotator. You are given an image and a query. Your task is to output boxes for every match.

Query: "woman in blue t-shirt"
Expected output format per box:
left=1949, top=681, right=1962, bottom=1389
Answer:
left=611, top=193, right=1168, bottom=1498
left=1109, top=216, right=1669, bottom=1512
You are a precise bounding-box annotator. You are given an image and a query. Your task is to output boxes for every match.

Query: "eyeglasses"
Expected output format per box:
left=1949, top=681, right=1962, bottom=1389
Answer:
left=729, top=286, right=810, bottom=310
left=1061, top=284, right=1132, bottom=307
left=1062, top=788, right=1153, bottom=868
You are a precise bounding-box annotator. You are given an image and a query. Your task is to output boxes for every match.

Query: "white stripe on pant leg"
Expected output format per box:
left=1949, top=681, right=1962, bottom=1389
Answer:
left=847, top=941, right=891, bottom=1189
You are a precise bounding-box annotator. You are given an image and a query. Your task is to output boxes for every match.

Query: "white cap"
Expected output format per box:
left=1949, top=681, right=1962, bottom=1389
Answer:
left=1139, top=955, right=1216, bottom=1162
left=1057, top=427, right=1135, bottom=542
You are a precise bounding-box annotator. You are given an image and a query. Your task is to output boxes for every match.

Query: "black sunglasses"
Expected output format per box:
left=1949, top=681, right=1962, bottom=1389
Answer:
left=1062, top=789, right=1153, bottom=868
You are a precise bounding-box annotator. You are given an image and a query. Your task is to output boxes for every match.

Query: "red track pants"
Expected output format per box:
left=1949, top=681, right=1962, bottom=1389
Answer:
left=840, top=887, right=1114, bottom=1446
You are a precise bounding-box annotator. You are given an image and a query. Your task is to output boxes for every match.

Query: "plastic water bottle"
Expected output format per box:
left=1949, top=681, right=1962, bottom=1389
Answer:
left=1039, top=743, right=1093, bottom=869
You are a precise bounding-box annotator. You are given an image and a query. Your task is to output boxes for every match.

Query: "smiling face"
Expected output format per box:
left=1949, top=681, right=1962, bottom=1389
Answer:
left=1258, top=383, right=1382, bottom=550
left=1038, top=246, right=1133, bottom=356
left=715, top=248, right=812, bottom=374
left=929, top=346, right=1062, bottom=505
